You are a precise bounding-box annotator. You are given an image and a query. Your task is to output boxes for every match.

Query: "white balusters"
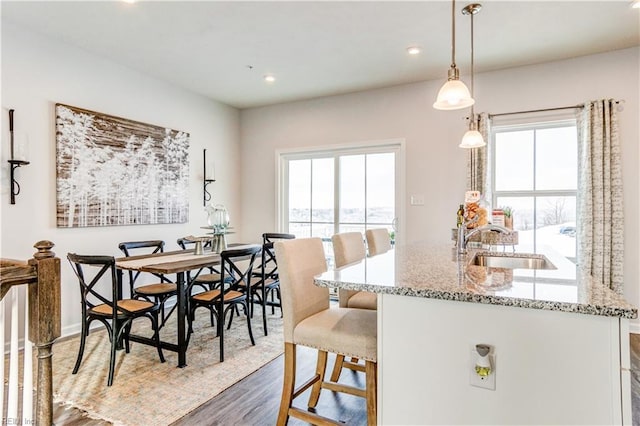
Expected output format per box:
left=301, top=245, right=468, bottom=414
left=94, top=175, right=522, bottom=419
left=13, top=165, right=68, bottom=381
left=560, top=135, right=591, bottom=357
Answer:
left=2, top=286, right=34, bottom=424
left=8, top=289, right=20, bottom=420
left=22, top=294, right=33, bottom=424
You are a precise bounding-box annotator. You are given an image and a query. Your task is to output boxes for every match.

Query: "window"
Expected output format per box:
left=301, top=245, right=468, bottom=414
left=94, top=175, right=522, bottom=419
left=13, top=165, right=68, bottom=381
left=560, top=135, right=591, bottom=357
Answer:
left=279, top=143, right=401, bottom=251
left=491, top=119, right=577, bottom=262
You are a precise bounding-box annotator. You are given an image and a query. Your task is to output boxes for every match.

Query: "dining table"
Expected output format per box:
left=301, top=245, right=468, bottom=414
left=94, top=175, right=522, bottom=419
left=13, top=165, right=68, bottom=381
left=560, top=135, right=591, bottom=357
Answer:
left=115, top=244, right=257, bottom=368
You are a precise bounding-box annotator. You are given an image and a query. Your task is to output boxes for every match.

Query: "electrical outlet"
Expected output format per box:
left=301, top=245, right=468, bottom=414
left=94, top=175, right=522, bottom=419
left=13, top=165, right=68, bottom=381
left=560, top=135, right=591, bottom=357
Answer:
left=410, top=195, right=425, bottom=206
left=469, top=350, right=496, bottom=390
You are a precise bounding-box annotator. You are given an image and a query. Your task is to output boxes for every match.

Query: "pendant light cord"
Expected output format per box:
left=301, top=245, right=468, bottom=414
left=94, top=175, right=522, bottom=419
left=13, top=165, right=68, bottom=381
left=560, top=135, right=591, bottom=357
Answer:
left=469, top=10, right=475, bottom=120
left=451, top=0, right=456, bottom=68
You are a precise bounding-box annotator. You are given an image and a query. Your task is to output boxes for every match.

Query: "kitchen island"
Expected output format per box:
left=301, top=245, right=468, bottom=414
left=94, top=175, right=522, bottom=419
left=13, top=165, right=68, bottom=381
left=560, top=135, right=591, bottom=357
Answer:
left=315, top=243, right=637, bottom=425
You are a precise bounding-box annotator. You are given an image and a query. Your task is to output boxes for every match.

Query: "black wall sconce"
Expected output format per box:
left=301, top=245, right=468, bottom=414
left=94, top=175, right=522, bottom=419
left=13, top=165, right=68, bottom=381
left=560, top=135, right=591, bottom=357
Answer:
left=203, top=148, right=215, bottom=206
left=8, top=109, right=29, bottom=205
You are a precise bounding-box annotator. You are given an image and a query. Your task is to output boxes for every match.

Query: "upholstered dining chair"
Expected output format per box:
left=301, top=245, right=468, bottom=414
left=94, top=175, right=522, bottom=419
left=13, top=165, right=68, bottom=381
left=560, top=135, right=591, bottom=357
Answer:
left=274, top=238, right=377, bottom=426
left=366, top=228, right=392, bottom=256
left=246, top=232, right=295, bottom=336
left=118, top=240, right=177, bottom=326
left=331, top=231, right=378, bottom=382
left=188, top=245, right=261, bottom=362
left=67, top=253, right=165, bottom=386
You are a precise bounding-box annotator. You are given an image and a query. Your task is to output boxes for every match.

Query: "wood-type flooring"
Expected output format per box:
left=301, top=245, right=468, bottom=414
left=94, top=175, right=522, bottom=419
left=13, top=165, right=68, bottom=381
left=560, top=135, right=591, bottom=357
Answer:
left=53, top=346, right=366, bottom=425
left=55, top=334, right=640, bottom=425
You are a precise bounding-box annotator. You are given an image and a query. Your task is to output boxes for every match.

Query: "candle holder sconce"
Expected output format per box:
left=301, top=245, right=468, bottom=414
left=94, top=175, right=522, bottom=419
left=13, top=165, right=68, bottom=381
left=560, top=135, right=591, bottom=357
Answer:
left=203, top=148, right=215, bottom=207
left=7, top=110, right=30, bottom=205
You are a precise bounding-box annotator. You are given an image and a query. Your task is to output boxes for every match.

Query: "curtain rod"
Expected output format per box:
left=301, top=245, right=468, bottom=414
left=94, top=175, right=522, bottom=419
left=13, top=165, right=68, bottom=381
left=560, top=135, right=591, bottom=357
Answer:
left=489, top=104, right=583, bottom=119
left=489, top=100, right=624, bottom=119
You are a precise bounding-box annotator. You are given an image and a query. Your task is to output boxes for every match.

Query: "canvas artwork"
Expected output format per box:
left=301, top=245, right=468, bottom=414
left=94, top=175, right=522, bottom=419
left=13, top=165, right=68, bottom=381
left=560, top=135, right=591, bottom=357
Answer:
left=55, top=104, right=190, bottom=227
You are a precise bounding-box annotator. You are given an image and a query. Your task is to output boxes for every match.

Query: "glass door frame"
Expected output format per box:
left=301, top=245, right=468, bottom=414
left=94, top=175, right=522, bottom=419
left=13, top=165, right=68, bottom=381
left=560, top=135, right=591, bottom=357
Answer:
left=276, top=138, right=406, bottom=243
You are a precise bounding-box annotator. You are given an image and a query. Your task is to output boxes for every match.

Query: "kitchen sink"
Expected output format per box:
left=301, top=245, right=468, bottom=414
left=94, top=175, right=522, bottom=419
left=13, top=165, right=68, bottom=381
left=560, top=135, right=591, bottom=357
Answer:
left=470, top=253, right=556, bottom=270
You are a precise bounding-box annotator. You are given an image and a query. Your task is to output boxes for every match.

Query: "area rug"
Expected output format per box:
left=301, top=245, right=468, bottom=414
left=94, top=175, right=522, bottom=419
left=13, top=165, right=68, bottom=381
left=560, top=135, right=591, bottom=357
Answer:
left=53, top=307, right=283, bottom=425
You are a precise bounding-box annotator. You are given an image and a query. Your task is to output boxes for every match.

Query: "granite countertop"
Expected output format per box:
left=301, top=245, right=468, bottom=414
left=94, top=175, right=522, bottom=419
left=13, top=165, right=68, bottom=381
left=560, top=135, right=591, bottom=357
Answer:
left=315, top=243, right=637, bottom=319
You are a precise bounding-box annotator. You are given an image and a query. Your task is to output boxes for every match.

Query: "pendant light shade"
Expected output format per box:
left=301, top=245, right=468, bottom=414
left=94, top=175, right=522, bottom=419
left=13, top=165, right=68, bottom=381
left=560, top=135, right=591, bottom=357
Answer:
left=433, top=0, right=474, bottom=110
left=459, top=128, right=485, bottom=148
left=433, top=76, right=474, bottom=110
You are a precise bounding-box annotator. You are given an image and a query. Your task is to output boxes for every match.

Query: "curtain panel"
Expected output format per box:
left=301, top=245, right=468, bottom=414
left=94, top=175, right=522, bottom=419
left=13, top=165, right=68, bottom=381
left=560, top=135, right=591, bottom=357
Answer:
left=577, top=99, right=624, bottom=294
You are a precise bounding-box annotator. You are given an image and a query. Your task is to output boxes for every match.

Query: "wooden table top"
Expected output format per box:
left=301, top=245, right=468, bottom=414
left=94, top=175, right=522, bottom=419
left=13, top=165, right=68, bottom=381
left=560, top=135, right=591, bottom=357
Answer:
left=115, top=245, right=259, bottom=275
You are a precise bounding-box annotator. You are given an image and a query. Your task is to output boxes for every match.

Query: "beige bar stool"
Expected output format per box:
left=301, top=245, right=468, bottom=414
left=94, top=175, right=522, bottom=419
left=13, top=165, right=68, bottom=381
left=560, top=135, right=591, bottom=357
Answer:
left=365, top=228, right=392, bottom=256
left=275, top=238, right=377, bottom=426
left=331, top=232, right=377, bottom=310
left=330, top=232, right=378, bottom=382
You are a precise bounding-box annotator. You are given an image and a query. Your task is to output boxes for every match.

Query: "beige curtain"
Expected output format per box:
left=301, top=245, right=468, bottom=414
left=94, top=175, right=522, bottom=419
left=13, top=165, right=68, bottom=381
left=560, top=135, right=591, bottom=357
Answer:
left=466, top=112, right=490, bottom=198
left=577, top=99, right=624, bottom=294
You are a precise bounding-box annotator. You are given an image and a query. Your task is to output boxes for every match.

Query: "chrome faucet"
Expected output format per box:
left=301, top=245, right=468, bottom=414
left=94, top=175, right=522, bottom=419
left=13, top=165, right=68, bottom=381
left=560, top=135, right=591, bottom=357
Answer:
left=457, top=222, right=512, bottom=255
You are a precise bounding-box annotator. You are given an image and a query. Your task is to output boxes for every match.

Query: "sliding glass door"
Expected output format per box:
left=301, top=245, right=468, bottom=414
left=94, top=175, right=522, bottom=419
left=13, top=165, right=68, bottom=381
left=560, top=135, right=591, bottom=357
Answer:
left=279, top=143, right=402, bottom=245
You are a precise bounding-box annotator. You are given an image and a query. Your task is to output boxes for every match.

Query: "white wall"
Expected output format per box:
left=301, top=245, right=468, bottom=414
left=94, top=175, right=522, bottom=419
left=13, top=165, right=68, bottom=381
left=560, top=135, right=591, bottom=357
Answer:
left=0, top=22, right=241, bottom=336
left=240, top=47, right=640, bottom=324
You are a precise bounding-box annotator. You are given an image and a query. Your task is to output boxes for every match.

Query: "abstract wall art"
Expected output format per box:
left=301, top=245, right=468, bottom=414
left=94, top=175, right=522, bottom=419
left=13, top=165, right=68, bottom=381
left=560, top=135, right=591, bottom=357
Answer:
left=55, top=104, right=190, bottom=227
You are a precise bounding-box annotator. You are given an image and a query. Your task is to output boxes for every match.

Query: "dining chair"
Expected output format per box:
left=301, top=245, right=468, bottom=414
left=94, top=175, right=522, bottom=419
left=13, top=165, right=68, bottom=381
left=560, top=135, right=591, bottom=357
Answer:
left=118, top=240, right=177, bottom=327
left=67, top=253, right=165, bottom=386
left=177, top=237, right=225, bottom=293
left=331, top=231, right=378, bottom=382
left=188, top=245, right=261, bottom=362
left=365, top=228, right=392, bottom=256
left=245, top=232, right=295, bottom=336
left=274, top=238, right=377, bottom=426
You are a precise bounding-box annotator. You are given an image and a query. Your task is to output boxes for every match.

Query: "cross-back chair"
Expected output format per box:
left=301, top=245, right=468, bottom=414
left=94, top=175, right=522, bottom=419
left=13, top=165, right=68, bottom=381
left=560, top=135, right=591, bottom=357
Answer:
left=177, top=237, right=226, bottom=293
left=188, top=245, right=261, bottom=362
left=118, top=240, right=177, bottom=327
left=67, top=253, right=165, bottom=386
left=247, top=232, right=295, bottom=336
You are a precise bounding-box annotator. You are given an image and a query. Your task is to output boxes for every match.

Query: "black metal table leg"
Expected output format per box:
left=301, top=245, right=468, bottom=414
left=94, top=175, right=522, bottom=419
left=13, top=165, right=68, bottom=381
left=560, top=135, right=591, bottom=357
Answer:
left=176, top=271, right=187, bottom=368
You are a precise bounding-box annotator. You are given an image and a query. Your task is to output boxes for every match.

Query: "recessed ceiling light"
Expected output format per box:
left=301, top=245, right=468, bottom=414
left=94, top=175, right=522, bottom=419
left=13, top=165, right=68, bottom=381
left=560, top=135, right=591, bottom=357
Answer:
left=264, top=75, right=276, bottom=83
left=406, top=46, right=421, bottom=55
left=122, top=0, right=136, bottom=3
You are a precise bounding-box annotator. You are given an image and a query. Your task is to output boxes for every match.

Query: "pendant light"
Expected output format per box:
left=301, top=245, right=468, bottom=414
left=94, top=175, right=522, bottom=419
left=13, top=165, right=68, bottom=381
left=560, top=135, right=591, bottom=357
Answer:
left=459, top=3, right=486, bottom=148
left=433, top=0, right=474, bottom=110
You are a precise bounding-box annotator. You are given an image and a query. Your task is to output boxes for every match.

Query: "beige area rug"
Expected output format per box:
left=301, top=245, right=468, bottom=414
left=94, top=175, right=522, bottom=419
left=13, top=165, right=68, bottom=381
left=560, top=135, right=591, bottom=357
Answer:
left=53, top=306, right=283, bottom=425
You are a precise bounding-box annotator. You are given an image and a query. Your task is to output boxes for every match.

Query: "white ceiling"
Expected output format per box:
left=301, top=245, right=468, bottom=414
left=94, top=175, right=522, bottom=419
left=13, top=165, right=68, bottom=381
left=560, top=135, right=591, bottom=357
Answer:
left=2, top=1, right=639, bottom=109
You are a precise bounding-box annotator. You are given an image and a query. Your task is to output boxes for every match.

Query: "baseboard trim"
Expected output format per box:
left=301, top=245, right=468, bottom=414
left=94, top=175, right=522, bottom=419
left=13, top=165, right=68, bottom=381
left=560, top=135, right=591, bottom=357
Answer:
left=629, top=321, right=640, bottom=335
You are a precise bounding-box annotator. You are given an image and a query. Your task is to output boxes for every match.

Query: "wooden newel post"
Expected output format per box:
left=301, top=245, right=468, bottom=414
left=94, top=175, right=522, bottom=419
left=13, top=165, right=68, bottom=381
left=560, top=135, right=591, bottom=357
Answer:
left=28, top=240, right=61, bottom=426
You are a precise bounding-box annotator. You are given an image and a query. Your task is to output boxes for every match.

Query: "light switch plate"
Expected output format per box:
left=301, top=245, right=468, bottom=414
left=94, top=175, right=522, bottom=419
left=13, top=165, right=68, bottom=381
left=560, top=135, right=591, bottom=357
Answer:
left=469, top=350, right=496, bottom=390
left=410, top=195, right=425, bottom=206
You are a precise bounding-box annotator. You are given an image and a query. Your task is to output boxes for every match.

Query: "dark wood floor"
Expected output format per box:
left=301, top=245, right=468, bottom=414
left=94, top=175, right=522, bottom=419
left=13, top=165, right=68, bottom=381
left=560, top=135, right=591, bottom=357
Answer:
left=54, top=346, right=366, bottom=426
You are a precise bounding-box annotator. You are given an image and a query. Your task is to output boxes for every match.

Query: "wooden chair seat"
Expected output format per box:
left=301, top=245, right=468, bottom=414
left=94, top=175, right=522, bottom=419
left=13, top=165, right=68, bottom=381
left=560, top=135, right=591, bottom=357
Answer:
left=195, top=273, right=222, bottom=283
left=134, top=282, right=177, bottom=296
left=90, top=299, right=156, bottom=316
left=192, top=289, right=244, bottom=303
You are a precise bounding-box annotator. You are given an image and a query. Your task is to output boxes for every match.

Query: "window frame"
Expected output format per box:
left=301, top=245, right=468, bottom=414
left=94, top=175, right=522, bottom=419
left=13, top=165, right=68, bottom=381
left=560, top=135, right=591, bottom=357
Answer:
left=490, top=118, right=578, bottom=261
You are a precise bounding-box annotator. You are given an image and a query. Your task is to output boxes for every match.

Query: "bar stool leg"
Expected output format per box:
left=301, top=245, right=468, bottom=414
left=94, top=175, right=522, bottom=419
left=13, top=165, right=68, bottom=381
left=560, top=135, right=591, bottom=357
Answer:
left=277, top=342, right=297, bottom=426
left=308, top=350, right=328, bottom=408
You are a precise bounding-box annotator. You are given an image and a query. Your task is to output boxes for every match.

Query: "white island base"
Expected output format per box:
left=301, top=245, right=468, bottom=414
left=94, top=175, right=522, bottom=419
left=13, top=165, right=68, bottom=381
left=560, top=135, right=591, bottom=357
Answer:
left=379, top=293, right=631, bottom=425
